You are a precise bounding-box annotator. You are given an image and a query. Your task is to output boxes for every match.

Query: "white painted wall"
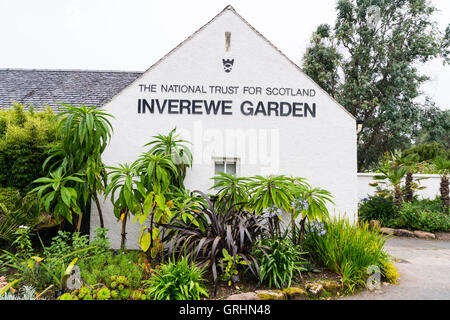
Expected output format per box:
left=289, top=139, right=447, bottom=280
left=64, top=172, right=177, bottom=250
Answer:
left=357, top=173, right=442, bottom=201
left=90, top=7, right=357, bottom=249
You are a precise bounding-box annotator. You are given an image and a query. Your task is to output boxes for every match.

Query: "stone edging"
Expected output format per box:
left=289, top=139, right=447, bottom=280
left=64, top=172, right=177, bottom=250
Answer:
left=369, top=220, right=450, bottom=240
left=379, top=227, right=450, bottom=240
left=225, top=280, right=343, bottom=300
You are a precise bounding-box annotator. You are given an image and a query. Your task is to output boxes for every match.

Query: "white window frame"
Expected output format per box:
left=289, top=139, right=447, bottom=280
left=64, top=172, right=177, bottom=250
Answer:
left=212, top=157, right=240, bottom=188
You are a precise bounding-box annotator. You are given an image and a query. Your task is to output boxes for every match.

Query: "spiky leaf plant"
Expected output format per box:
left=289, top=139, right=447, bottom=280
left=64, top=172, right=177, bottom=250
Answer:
left=160, top=191, right=270, bottom=293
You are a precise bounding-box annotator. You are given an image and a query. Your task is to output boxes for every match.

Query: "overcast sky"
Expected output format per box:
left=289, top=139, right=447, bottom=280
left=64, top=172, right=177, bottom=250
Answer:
left=0, top=0, right=448, bottom=110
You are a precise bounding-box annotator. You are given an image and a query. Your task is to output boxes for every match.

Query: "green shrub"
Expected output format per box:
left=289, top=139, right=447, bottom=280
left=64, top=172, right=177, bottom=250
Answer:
left=44, top=228, right=109, bottom=263
left=44, top=231, right=89, bottom=262
left=253, top=237, right=307, bottom=289
left=387, top=201, right=450, bottom=232
left=406, top=197, right=447, bottom=212
left=358, top=196, right=398, bottom=224
left=144, top=258, right=208, bottom=300
left=303, top=217, right=390, bottom=293
left=0, top=103, right=59, bottom=194
left=402, top=142, right=450, bottom=162
left=60, top=277, right=145, bottom=301
left=1, top=227, right=109, bottom=292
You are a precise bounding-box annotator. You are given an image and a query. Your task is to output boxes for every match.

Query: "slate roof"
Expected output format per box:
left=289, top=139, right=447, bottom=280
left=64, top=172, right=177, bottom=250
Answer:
left=0, top=69, right=143, bottom=111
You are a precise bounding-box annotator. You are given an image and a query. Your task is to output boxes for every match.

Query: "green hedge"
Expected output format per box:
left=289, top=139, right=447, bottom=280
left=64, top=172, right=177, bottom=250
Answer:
left=402, top=142, right=450, bottom=162
left=0, top=187, right=21, bottom=210
left=387, top=199, right=450, bottom=233
left=359, top=196, right=450, bottom=233
left=0, top=103, right=59, bottom=194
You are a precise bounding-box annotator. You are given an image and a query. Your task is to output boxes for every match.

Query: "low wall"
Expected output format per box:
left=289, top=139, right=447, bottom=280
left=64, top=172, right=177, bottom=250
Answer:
left=357, top=173, right=442, bottom=202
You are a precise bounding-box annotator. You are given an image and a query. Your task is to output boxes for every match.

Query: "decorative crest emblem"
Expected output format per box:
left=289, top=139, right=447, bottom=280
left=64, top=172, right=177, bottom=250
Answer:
left=222, top=59, right=234, bottom=73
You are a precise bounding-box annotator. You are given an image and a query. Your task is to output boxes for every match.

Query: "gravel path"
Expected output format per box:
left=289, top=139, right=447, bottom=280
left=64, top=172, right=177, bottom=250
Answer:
left=341, top=237, right=450, bottom=300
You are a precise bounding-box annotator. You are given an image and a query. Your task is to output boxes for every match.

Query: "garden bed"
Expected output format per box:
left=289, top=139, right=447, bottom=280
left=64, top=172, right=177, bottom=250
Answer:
left=0, top=106, right=400, bottom=301
left=206, top=268, right=341, bottom=300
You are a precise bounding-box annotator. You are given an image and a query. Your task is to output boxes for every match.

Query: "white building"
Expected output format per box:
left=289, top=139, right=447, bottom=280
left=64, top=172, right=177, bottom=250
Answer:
left=90, top=6, right=358, bottom=249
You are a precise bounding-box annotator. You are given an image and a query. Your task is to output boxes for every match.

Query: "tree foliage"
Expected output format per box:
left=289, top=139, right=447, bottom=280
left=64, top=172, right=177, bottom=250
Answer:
left=302, top=0, right=450, bottom=170
left=402, top=142, right=450, bottom=163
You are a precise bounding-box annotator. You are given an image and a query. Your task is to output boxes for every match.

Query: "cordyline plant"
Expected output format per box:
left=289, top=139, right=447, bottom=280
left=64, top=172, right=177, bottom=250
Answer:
left=40, top=104, right=113, bottom=230
left=160, top=191, right=270, bottom=295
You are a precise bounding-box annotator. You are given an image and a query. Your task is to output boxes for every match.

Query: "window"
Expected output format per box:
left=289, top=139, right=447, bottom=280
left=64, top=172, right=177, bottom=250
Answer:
left=213, top=158, right=238, bottom=189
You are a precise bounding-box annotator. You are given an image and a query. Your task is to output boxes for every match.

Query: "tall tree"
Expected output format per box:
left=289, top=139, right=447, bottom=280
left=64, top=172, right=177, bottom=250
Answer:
left=417, top=102, right=450, bottom=149
left=302, top=24, right=342, bottom=98
left=302, top=0, right=450, bottom=170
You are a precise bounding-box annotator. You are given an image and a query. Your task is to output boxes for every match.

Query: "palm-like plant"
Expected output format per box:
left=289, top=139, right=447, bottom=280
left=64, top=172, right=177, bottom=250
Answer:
left=57, top=104, right=113, bottom=162
left=43, top=104, right=113, bottom=229
left=144, top=128, right=192, bottom=189
left=433, top=157, right=450, bottom=208
left=371, top=166, right=408, bottom=209
left=291, top=178, right=334, bottom=243
left=394, top=152, right=420, bottom=203
left=133, top=153, right=180, bottom=257
left=246, top=175, right=296, bottom=238
left=104, top=162, right=141, bottom=249
left=136, top=153, right=179, bottom=194
left=211, top=172, right=251, bottom=213
left=247, top=175, right=296, bottom=213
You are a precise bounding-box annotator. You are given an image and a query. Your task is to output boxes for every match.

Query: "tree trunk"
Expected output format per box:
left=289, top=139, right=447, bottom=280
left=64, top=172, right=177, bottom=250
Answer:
left=275, top=217, right=281, bottom=239
left=404, top=171, right=413, bottom=202
left=441, top=175, right=449, bottom=209
left=291, top=214, right=296, bottom=244
left=120, top=211, right=128, bottom=250
left=59, top=219, right=65, bottom=231
left=93, top=192, right=104, bottom=228
left=297, top=218, right=306, bottom=245
left=75, top=211, right=83, bottom=232
left=394, top=185, right=403, bottom=209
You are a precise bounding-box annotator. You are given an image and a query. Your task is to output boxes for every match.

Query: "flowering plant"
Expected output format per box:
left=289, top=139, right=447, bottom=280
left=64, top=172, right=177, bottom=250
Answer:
left=262, top=205, right=283, bottom=218
left=307, top=221, right=326, bottom=236
left=291, top=198, right=309, bottom=217
left=0, top=276, right=8, bottom=289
